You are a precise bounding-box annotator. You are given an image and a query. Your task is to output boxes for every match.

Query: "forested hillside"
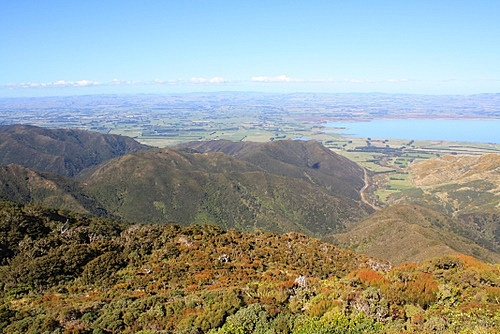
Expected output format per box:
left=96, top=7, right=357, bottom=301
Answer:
left=81, top=145, right=371, bottom=234
left=0, top=164, right=108, bottom=217
left=0, top=124, right=150, bottom=177
left=176, top=139, right=366, bottom=200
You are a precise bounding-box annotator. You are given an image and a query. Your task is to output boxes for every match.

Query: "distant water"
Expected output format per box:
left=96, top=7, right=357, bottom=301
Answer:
left=325, top=119, right=499, bottom=144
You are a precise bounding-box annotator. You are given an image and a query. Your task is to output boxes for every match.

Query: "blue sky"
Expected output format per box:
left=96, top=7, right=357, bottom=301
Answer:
left=1, top=0, right=499, bottom=97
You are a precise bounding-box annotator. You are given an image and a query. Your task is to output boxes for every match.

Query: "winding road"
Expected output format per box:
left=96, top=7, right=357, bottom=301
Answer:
left=360, top=168, right=379, bottom=211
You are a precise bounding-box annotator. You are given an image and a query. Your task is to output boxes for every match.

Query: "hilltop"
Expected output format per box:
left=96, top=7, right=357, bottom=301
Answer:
left=410, top=154, right=500, bottom=187
left=177, top=139, right=365, bottom=200
left=329, top=153, right=500, bottom=264
left=368, top=153, right=500, bottom=263
left=406, top=154, right=499, bottom=214
left=384, top=153, right=500, bottom=215
left=0, top=124, right=150, bottom=177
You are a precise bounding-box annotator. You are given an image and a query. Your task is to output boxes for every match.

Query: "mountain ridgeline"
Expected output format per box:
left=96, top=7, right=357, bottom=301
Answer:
left=0, top=124, right=150, bottom=177
left=0, top=125, right=372, bottom=237
left=0, top=124, right=498, bottom=265
left=176, top=139, right=366, bottom=200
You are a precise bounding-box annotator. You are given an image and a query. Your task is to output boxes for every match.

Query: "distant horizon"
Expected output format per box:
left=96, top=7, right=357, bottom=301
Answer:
left=1, top=89, right=500, bottom=100
left=1, top=77, right=500, bottom=98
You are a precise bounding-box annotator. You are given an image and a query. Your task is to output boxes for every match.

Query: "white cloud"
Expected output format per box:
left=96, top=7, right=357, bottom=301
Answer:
left=189, top=77, right=229, bottom=84
left=4, top=77, right=232, bottom=89
left=75, top=80, right=99, bottom=86
left=251, top=75, right=304, bottom=83
left=345, top=79, right=375, bottom=84
left=152, top=78, right=165, bottom=84
left=7, top=80, right=99, bottom=88
left=4, top=76, right=421, bottom=91
left=109, top=79, right=143, bottom=85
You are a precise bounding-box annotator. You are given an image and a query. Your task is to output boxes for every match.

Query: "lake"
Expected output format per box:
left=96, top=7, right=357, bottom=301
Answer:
left=325, top=119, right=499, bottom=144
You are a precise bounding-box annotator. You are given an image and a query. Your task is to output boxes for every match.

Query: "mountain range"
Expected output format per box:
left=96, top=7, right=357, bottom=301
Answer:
left=0, top=124, right=498, bottom=264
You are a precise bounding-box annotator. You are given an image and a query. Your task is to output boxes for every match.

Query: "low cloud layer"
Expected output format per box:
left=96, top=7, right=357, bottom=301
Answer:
left=5, top=76, right=478, bottom=93
left=251, top=75, right=304, bottom=83
left=6, top=77, right=232, bottom=89
left=189, top=77, right=228, bottom=84
left=8, top=80, right=100, bottom=88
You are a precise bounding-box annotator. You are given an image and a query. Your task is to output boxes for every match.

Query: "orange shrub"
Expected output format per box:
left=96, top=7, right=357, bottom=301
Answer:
left=355, top=268, right=389, bottom=287
left=404, top=272, right=439, bottom=308
left=455, top=254, right=490, bottom=271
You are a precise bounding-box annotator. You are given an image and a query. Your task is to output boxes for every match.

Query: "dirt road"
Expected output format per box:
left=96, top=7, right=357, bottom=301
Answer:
left=361, top=168, right=379, bottom=211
